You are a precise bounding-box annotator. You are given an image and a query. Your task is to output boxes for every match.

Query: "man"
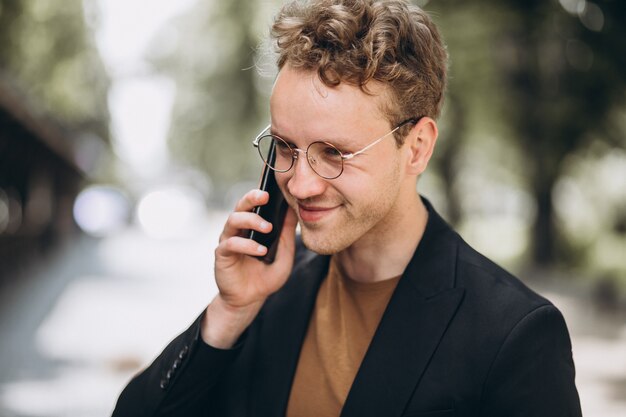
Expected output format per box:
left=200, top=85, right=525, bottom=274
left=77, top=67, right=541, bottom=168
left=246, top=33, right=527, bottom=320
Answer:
left=113, top=1, right=582, bottom=416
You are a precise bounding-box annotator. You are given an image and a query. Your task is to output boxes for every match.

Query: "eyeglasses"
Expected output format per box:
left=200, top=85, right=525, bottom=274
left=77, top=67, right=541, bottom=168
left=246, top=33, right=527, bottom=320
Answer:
left=252, top=117, right=421, bottom=179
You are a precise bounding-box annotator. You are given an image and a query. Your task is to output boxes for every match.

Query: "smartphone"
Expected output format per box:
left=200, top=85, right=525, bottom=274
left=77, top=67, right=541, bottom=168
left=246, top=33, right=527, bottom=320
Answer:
left=247, top=139, right=288, bottom=263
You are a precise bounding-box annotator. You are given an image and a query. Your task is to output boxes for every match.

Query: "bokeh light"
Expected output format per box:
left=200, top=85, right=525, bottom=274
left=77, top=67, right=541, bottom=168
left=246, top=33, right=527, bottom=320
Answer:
left=73, top=185, right=131, bottom=237
left=136, top=186, right=206, bottom=240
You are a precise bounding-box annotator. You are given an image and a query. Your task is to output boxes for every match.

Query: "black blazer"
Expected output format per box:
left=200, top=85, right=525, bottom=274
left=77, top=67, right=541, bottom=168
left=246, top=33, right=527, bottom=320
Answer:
left=113, top=200, right=582, bottom=417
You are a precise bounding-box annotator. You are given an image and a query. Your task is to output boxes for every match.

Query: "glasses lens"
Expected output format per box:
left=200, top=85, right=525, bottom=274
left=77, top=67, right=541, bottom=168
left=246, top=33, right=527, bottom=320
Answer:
left=308, top=142, right=343, bottom=179
left=257, top=135, right=294, bottom=172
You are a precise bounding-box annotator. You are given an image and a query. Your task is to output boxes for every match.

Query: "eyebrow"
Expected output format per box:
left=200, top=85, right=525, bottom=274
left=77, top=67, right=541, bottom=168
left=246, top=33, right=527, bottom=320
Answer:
left=269, top=128, right=298, bottom=147
left=270, top=127, right=359, bottom=151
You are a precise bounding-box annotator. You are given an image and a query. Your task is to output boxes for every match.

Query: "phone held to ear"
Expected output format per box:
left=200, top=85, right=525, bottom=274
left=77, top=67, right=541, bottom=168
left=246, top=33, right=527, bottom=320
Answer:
left=247, top=140, right=288, bottom=264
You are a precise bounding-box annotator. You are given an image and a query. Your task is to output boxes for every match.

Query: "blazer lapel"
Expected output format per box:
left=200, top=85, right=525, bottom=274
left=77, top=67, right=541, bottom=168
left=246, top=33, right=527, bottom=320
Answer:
left=341, top=202, right=465, bottom=417
left=253, top=248, right=330, bottom=417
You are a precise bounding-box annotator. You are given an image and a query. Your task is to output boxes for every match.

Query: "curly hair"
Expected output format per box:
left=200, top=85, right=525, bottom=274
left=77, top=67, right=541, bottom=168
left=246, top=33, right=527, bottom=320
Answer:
left=271, top=0, right=448, bottom=141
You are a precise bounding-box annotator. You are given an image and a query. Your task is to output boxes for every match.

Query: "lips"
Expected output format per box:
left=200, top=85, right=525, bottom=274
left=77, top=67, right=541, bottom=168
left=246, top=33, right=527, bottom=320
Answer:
left=298, top=204, right=338, bottom=223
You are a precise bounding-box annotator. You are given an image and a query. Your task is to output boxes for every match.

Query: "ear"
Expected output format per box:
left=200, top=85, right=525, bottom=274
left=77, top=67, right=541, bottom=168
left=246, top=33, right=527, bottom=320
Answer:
left=404, top=117, right=438, bottom=176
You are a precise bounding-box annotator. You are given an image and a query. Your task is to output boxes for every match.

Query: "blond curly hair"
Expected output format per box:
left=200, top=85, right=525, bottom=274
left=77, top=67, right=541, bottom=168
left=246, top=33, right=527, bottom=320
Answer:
left=271, top=0, right=448, bottom=141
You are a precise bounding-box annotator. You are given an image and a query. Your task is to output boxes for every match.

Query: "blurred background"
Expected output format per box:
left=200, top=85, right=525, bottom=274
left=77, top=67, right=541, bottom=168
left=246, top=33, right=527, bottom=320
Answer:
left=0, top=0, right=624, bottom=415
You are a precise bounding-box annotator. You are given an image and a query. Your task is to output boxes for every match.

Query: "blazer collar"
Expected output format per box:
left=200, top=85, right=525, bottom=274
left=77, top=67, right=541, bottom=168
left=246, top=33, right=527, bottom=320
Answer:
left=407, top=196, right=460, bottom=297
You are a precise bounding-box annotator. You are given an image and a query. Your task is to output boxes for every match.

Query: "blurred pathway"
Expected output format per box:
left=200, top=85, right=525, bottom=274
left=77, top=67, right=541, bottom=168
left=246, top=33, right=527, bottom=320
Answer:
left=0, top=212, right=226, bottom=417
left=0, top=213, right=624, bottom=416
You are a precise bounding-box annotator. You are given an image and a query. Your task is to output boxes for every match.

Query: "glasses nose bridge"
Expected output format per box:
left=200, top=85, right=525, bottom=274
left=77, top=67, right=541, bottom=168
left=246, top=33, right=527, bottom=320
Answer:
left=291, top=147, right=306, bottom=159
left=291, top=145, right=326, bottom=179
left=290, top=147, right=311, bottom=172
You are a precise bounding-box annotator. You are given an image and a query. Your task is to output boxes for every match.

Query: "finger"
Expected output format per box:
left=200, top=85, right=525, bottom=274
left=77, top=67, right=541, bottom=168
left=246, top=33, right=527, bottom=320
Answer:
left=216, top=236, right=268, bottom=259
left=233, top=189, right=269, bottom=213
left=221, top=211, right=273, bottom=241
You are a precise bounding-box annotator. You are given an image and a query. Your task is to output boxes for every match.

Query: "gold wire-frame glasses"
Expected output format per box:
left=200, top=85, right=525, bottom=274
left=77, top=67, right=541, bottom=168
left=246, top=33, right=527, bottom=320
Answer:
left=252, top=117, right=421, bottom=179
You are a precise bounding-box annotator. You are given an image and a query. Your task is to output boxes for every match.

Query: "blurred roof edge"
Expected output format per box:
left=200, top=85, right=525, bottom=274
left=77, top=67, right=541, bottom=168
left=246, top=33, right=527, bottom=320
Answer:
left=0, top=71, right=97, bottom=178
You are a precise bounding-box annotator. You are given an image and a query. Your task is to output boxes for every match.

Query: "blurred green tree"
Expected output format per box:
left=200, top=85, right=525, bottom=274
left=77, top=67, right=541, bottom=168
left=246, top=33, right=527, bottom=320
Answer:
left=430, top=0, right=626, bottom=267
left=0, top=0, right=110, bottom=141
left=150, top=0, right=272, bottom=198
left=492, top=0, right=626, bottom=266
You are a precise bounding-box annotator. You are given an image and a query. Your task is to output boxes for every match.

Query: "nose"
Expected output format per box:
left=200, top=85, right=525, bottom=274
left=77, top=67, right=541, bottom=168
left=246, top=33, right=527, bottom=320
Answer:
left=285, top=150, right=327, bottom=200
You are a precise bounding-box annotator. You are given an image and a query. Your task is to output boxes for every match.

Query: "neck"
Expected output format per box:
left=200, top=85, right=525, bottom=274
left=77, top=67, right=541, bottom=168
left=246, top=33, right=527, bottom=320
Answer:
left=335, top=192, right=429, bottom=283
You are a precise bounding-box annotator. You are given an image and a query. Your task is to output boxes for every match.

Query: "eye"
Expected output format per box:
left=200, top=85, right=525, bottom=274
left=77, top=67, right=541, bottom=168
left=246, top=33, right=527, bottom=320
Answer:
left=274, top=138, right=289, bottom=148
left=274, top=137, right=293, bottom=153
left=322, top=145, right=341, bottom=157
left=310, top=142, right=342, bottom=163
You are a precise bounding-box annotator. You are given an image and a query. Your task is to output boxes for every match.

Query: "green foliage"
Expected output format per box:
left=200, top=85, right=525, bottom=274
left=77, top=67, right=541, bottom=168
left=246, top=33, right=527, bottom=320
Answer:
left=150, top=0, right=274, bottom=194
left=0, top=0, right=110, bottom=140
left=428, top=0, right=626, bottom=269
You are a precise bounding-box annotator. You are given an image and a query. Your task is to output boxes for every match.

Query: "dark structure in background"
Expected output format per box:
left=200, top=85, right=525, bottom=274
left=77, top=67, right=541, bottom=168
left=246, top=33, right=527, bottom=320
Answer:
left=0, top=76, right=86, bottom=279
left=0, top=0, right=112, bottom=281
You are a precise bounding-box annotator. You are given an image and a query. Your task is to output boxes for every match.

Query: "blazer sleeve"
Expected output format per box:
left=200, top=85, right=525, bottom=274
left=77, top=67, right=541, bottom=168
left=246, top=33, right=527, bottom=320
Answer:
left=479, top=304, right=582, bottom=417
left=111, top=312, right=243, bottom=417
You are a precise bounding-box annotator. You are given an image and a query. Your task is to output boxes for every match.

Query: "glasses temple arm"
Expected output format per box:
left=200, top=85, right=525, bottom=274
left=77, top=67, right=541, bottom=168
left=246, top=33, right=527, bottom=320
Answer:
left=343, top=116, right=422, bottom=160
left=344, top=126, right=401, bottom=160
left=253, top=124, right=272, bottom=145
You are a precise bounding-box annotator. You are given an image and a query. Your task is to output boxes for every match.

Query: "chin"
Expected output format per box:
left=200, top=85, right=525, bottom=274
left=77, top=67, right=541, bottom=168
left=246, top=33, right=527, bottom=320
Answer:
left=300, top=227, right=353, bottom=255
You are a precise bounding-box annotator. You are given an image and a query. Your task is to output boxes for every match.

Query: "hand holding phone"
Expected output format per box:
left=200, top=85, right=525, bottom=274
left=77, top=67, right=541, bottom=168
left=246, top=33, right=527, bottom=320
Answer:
left=247, top=140, right=288, bottom=263
left=206, top=137, right=295, bottom=348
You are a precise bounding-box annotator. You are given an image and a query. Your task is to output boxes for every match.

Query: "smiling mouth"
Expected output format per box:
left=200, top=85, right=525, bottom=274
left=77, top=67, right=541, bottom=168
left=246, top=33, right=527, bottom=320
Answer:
left=297, top=204, right=338, bottom=223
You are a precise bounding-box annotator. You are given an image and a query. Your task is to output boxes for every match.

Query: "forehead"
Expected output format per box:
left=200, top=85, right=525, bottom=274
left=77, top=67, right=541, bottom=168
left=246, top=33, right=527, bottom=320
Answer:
left=269, top=66, right=389, bottom=143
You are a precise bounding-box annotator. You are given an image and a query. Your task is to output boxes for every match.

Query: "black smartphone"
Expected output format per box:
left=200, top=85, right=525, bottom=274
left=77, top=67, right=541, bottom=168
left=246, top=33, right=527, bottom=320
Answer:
left=247, top=139, right=288, bottom=263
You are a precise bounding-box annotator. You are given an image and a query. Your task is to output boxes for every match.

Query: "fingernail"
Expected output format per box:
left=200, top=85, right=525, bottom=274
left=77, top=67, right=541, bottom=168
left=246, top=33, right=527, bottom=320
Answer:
left=257, top=245, right=266, bottom=253
left=256, top=190, right=264, bottom=199
left=260, top=221, right=269, bottom=230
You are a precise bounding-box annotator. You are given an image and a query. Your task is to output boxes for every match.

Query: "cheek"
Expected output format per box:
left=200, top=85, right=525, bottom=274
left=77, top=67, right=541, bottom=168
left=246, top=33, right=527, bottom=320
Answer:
left=275, top=172, right=300, bottom=205
left=350, top=157, right=402, bottom=200
left=331, top=171, right=373, bottom=203
left=343, top=154, right=399, bottom=188
left=275, top=172, right=290, bottom=193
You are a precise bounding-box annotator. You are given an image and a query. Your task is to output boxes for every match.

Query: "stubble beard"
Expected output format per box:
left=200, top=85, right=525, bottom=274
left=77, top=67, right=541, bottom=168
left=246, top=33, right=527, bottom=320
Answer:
left=296, top=190, right=399, bottom=255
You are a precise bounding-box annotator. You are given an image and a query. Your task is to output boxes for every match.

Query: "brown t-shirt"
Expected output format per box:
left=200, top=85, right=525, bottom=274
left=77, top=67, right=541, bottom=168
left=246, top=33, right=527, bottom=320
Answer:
left=286, top=257, right=401, bottom=417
